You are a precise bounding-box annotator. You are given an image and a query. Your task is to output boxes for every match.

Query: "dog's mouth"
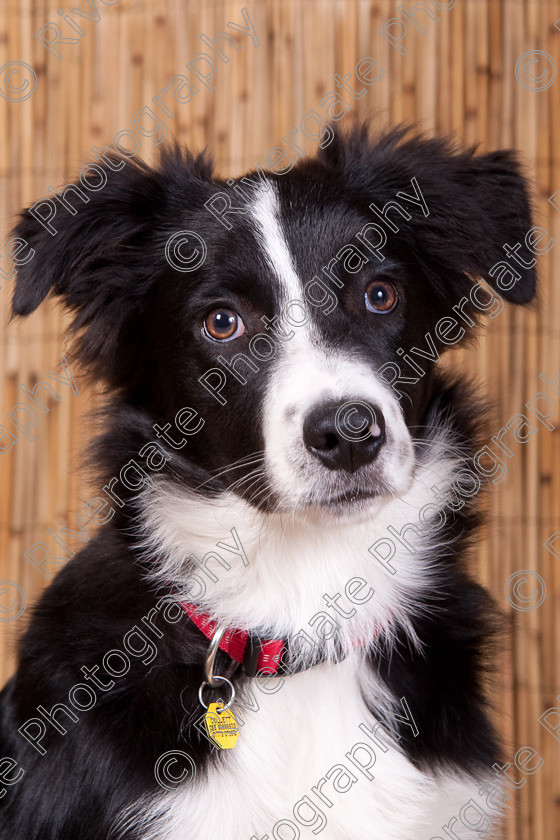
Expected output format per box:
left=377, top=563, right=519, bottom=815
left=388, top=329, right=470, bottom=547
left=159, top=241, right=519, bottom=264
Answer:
left=321, top=488, right=380, bottom=507
left=293, top=483, right=388, bottom=517
left=233, top=476, right=386, bottom=517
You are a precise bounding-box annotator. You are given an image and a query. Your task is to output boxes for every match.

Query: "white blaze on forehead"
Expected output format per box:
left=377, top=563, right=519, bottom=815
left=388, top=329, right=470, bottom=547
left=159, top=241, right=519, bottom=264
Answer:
left=246, top=181, right=414, bottom=509
left=248, top=183, right=304, bottom=304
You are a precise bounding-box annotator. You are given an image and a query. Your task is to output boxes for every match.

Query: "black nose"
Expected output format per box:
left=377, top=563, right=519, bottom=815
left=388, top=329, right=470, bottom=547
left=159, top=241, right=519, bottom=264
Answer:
left=303, top=401, right=385, bottom=473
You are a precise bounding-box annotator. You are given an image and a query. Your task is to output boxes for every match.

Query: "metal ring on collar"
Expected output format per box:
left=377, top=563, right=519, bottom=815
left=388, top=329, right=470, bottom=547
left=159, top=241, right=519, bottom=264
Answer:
left=198, top=676, right=236, bottom=711
left=204, top=623, right=228, bottom=686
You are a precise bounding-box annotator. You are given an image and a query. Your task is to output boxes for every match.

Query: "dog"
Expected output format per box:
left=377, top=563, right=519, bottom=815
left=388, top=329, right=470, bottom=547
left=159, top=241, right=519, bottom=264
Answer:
left=0, top=123, right=536, bottom=840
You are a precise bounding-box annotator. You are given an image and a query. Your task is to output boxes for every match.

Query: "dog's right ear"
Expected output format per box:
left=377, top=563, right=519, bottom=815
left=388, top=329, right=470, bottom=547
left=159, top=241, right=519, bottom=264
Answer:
left=11, top=147, right=212, bottom=385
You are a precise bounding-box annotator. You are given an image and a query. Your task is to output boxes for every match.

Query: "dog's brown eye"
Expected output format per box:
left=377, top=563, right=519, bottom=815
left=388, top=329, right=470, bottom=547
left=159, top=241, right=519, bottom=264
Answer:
left=365, top=280, right=398, bottom=314
left=203, top=308, right=245, bottom=341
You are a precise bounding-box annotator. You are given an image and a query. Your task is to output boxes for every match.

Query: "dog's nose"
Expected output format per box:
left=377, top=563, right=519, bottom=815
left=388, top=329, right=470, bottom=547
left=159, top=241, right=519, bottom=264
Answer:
left=303, top=401, right=385, bottom=473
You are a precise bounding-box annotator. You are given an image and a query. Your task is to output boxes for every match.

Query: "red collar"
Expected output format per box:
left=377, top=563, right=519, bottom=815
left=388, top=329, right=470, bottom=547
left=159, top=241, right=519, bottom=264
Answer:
left=180, top=602, right=389, bottom=677
left=180, top=602, right=285, bottom=676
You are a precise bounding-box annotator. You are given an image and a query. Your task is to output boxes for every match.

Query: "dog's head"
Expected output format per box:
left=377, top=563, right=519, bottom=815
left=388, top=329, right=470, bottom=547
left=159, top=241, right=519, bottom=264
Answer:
left=11, top=125, right=536, bottom=522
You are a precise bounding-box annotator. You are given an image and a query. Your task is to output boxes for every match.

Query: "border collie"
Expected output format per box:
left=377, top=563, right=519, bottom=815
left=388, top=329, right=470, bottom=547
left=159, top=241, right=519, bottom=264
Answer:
left=0, top=124, right=536, bottom=840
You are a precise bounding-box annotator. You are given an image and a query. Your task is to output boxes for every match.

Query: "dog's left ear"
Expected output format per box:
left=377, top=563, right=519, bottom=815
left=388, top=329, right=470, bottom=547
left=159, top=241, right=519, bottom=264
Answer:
left=320, top=126, right=538, bottom=306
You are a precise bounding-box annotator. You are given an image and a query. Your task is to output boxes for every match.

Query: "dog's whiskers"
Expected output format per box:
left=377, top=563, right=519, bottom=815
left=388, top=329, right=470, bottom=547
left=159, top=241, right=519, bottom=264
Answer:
left=194, top=452, right=266, bottom=491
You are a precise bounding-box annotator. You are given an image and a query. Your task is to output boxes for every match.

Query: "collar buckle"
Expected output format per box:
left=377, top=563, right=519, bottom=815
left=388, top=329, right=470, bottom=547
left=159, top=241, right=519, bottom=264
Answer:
left=241, top=634, right=261, bottom=677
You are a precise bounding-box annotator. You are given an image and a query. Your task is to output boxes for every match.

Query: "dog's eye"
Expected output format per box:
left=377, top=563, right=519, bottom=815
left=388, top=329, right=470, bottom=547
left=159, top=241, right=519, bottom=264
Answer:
left=203, top=308, right=245, bottom=341
left=365, top=280, right=398, bottom=314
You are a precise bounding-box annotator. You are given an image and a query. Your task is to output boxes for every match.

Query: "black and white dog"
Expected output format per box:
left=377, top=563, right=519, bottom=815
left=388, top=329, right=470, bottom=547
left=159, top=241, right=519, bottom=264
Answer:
left=0, top=124, right=536, bottom=839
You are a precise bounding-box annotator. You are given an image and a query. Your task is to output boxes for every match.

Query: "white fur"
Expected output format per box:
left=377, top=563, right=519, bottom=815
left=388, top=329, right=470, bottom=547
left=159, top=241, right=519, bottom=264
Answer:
left=139, top=420, right=460, bottom=650
left=120, top=655, right=498, bottom=840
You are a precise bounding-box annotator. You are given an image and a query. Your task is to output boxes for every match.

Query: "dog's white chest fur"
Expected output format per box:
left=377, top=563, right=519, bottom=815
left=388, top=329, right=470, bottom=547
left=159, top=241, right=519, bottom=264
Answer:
left=145, top=655, right=484, bottom=840
left=132, top=436, right=495, bottom=840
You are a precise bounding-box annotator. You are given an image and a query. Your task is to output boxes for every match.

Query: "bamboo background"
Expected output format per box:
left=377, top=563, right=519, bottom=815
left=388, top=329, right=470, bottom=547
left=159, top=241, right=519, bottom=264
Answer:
left=0, top=1, right=559, bottom=838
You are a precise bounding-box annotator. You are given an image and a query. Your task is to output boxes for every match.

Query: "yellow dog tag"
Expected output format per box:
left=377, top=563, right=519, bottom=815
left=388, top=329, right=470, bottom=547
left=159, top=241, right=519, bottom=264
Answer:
left=204, top=702, right=239, bottom=750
